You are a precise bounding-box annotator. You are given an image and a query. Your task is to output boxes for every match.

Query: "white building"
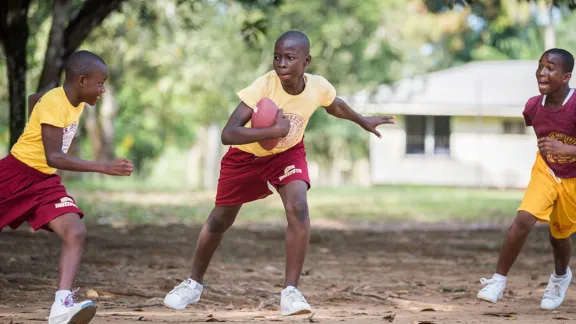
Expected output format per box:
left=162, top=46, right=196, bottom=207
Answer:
left=346, top=60, right=571, bottom=189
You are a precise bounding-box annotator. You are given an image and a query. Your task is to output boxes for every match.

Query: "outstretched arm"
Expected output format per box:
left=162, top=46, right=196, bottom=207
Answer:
left=323, top=97, right=395, bottom=138
left=221, top=101, right=291, bottom=145
left=42, top=124, right=133, bottom=175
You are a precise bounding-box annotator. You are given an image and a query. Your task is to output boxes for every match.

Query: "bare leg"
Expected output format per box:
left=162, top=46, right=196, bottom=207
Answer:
left=495, top=211, right=537, bottom=276
left=278, top=180, right=310, bottom=288
left=189, top=205, right=242, bottom=283
left=48, top=213, right=87, bottom=290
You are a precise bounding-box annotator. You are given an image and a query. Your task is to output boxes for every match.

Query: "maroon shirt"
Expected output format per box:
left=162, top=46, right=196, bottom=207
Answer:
left=523, top=89, right=576, bottom=178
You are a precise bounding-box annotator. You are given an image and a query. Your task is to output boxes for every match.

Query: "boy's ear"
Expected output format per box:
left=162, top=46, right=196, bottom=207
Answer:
left=304, top=55, right=312, bottom=67
left=563, top=72, right=572, bottom=84
left=79, top=75, right=86, bottom=87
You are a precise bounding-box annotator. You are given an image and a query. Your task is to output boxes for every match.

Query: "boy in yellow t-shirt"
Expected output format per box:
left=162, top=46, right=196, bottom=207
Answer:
left=0, top=50, right=134, bottom=324
left=164, top=31, right=395, bottom=316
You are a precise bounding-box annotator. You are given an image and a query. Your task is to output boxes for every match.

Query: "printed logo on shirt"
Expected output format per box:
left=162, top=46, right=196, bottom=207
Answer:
left=276, top=114, right=305, bottom=149
left=545, top=132, right=576, bottom=164
left=62, top=122, right=78, bottom=153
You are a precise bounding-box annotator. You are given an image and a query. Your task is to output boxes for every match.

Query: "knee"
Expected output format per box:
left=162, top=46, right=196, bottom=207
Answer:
left=512, top=211, right=537, bottom=233
left=206, top=213, right=235, bottom=234
left=286, top=198, right=309, bottom=226
left=62, top=222, right=87, bottom=245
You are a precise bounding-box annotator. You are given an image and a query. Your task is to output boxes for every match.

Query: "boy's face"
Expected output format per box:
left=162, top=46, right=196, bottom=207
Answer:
left=273, top=38, right=311, bottom=85
left=536, top=53, right=571, bottom=95
left=79, top=63, right=108, bottom=106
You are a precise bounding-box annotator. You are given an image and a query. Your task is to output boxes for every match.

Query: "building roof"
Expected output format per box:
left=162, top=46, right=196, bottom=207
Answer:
left=345, top=60, right=573, bottom=117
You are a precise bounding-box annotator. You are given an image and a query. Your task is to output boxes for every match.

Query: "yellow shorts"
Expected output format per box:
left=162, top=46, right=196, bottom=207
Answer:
left=518, top=152, right=576, bottom=239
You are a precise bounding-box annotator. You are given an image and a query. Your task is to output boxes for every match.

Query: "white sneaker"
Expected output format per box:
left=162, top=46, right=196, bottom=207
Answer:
left=48, top=289, right=96, bottom=324
left=164, top=278, right=203, bottom=310
left=477, top=275, right=506, bottom=303
left=541, top=267, right=572, bottom=310
left=280, top=286, right=312, bottom=316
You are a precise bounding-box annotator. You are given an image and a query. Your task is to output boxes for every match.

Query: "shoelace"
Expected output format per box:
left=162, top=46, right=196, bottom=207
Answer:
left=543, top=282, right=562, bottom=299
left=63, top=288, right=80, bottom=308
left=480, top=278, right=498, bottom=285
left=172, top=280, right=200, bottom=300
left=284, top=288, right=307, bottom=303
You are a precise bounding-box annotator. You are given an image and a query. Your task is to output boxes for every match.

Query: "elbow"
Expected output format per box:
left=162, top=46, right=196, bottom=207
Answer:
left=221, top=130, right=233, bottom=145
left=45, top=152, right=60, bottom=168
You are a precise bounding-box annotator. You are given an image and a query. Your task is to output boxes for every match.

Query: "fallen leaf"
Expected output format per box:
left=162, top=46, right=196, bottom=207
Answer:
left=138, top=316, right=145, bottom=321
left=412, top=321, right=436, bottom=324
left=554, top=317, right=572, bottom=320
left=383, top=311, right=396, bottom=322
left=86, top=289, right=99, bottom=298
left=133, top=308, right=144, bottom=312
left=420, top=308, right=436, bottom=312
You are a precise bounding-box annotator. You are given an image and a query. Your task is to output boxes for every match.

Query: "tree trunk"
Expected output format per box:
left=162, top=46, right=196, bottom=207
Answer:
left=36, top=0, right=126, bottom=92
left=37, top=0, right=71, bottom=93
left=0, top=0, right=32, bottom=148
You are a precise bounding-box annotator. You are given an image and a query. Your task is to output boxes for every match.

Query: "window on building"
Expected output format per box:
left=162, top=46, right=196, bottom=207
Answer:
left=503, top=120, right=526, bottom=135
left=405, top=115, right=451, bottom=156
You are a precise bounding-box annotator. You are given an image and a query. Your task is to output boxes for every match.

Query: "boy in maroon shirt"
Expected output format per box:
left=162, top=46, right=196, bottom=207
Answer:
left=477, top=48, right=575, bottom=311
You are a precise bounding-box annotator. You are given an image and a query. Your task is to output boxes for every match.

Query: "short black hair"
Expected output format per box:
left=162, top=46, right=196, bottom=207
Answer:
left=64, top=50, right=107, bottom=79
left=276, top=30, right=310, bottom=54
left=543, top=48, right=574, bottom=73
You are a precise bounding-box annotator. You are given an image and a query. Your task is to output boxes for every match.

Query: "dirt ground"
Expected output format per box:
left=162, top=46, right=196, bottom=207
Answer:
left=1, top=221, right=576, bottom=324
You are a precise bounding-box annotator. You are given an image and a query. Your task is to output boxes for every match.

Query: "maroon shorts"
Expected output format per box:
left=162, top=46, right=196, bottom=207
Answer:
left=0, top=154, right=84, bottom=231
left=215, top=140, right=310, bottom=206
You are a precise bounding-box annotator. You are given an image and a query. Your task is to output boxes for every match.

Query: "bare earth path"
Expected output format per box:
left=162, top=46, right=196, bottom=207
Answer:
left=1, top=222, right=575, bottom=323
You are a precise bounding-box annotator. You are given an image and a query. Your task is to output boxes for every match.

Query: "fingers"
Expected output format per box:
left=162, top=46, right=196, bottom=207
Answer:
left=372, top=129, right=382, bottom=139
left=381, top=116, right=396, bottom=124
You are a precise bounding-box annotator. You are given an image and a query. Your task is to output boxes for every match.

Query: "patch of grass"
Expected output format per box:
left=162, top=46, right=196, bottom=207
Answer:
left=73, top=185, right=524, bottom=225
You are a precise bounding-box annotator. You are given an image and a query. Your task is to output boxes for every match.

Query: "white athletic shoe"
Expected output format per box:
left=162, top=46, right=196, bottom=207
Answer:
left=541, top=267, right=572, bottom=310
left=281, top=286, right=312, bottom=316
left=477, top=274, right=506, bottom=303
left=164, top=278, right=203, bottom=310
left=48, top=289, right=96, bottom=324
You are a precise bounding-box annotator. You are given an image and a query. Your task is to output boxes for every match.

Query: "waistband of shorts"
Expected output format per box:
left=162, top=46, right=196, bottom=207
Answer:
left=232, top=140, right=305, bottom=158
left=5, top=154, right=54, bottom=180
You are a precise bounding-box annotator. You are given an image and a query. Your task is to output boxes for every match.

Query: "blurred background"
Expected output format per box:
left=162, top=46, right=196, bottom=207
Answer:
left=1, top=0, right=576, bottom=225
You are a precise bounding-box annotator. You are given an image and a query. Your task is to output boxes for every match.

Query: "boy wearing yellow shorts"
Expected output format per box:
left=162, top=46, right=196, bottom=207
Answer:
left=477, top=48, right=575, bottom=310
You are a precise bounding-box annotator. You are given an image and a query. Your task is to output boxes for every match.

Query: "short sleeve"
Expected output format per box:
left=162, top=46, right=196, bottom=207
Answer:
left=35, top=96, right=66, bottom=128
left=236, top=73, right=271, bottom=109
left=316, top=76, right=337, bottom=107
left=522, top=96, right=541, bottom=127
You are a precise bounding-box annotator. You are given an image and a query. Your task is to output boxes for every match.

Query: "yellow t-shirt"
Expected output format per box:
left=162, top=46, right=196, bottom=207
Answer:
left=235, top=70, right=337, bottom=156
left=11, top=87, right=85, bottom=174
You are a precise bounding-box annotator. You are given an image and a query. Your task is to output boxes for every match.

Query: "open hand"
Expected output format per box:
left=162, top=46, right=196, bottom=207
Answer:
left=538, top=137, right=567, bottom=156
left=361, top=116, right=395, bottom=138
left=104, top=158, right=134, bottom=176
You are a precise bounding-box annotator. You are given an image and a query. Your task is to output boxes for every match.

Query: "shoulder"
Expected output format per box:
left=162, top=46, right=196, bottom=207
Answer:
left=524, top=95, right=542, bottom=111
left=306, top=73, right=332, bottom=86
left=36, top=88, right=66, bottom=107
